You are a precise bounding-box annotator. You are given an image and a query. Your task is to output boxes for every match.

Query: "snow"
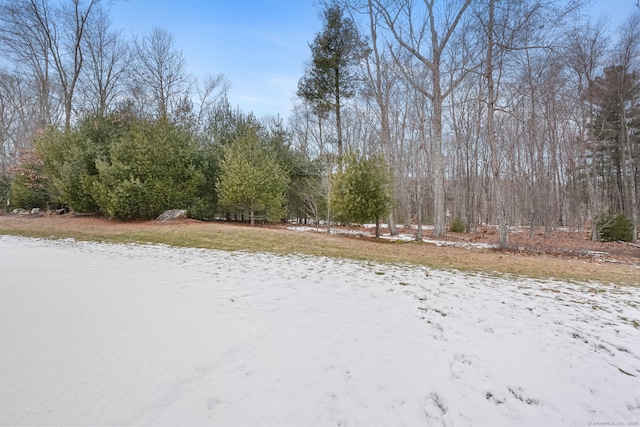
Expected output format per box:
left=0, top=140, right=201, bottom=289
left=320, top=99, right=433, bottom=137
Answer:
left=288, top=224, right=497, bottom=248
left=288, top=225, right=366, bottom=237
left=0, top=235, right=639, bottom=426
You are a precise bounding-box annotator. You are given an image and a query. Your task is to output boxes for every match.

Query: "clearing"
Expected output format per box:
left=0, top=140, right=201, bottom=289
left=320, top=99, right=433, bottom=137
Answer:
left=0, top=215, right=639, bottom=425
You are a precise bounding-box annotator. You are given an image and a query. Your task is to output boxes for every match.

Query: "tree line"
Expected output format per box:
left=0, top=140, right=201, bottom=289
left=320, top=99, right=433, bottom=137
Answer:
left=292, top=0, right=639, bottom=243
left=1, top=0, right=638, bottom=243
left=0, top=0, right=392, bottom=229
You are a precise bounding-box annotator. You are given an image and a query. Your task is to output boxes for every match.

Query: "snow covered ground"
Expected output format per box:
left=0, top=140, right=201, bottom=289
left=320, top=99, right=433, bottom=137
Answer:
left=0, top=235, right=639, bottom=426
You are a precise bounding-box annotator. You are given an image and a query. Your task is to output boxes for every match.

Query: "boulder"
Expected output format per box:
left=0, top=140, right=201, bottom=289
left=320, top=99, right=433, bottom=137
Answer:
left=11, top=208, right=25, bottom=215
left=31, top=208, right=40, bottom=215
left=156, top=209, right=188, bottom=222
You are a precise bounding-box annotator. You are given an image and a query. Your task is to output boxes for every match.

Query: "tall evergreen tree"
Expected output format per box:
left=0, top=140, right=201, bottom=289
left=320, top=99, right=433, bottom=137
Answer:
left=297, top=3, right=368, bottom=158
left=588, top=65, right=640, bottom=226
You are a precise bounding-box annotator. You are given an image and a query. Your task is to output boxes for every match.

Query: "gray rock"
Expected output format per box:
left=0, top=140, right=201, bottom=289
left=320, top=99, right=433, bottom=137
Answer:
left=156, top=209, right=188, bottom=222
left=31, top=208, right=40, bottom=214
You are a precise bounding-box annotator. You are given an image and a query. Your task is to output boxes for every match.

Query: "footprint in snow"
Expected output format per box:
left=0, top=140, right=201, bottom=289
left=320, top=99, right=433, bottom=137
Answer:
left=449, top=353, right=472, bottom=379
left=423, top=392, right=448, bottom=424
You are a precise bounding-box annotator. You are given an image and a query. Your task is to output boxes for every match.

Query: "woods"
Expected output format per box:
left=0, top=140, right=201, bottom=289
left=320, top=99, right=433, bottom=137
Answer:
left=0, top=0, right=638, bottom=242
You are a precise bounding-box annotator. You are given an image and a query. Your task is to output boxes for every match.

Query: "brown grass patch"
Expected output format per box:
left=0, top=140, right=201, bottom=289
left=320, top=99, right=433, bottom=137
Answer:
left=1, top=214, right=638, bottom=286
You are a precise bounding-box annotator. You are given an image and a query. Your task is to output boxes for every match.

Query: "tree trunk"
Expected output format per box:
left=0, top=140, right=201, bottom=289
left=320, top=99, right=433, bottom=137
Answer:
left=326, top=154, right=332, bottom=235
left=335, top=68, right=343, bottom=161
left=388, top=211, right=398, bottom=236
left=367, top=0, right=398, bottom=236
left=416, top=144, right=424, bottom=241
left=316, top=112, right=332, bottom=235
left=431, top=76, right=445, bottom=237
left=622, top=107, right=638, bottom=242
left=486, top=0, right=508, bottom=247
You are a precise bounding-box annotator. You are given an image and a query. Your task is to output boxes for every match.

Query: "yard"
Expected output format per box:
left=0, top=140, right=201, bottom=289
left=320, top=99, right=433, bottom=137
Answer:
left=0, top=230, right=638, bottom=426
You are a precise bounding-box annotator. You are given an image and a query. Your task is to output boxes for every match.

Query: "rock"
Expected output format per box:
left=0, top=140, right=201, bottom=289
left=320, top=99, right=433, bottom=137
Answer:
left=11, top=208, right=25, bottom=215
left=156, top=209, right=188, bottom=222
left=31, top=208, right=40, bottom=214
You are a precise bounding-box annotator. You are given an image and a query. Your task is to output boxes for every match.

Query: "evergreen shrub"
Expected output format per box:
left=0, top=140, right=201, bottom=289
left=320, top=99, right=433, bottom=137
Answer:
left=450, top=218, right=466, bottom=233
left=596, top=212, right=634, bottom=242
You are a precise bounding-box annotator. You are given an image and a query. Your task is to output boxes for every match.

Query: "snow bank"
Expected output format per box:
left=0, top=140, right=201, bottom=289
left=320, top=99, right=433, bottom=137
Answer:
left=0, top=235, right=638, bottom=426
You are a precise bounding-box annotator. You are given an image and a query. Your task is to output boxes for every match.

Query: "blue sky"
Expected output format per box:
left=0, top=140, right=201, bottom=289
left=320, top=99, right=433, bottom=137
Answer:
left=108, top=0, right=635, bottom=120
left=109, top=0, right=321, bottom=119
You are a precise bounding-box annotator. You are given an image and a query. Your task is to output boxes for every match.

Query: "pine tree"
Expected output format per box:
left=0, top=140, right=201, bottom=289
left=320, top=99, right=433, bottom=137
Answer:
left=92, top=119, right=204, bottom=219
left=216, top=128, right=289, bottom=225
left=297, top=4, right=368, bottom=158
left=331, top=150, right=392, bottom=237
left=588, top=65, right=640, bottom=234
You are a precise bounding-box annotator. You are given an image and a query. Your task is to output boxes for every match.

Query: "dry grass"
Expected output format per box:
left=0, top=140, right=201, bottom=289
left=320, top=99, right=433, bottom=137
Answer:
left=1, top=215, right=638, bottom=286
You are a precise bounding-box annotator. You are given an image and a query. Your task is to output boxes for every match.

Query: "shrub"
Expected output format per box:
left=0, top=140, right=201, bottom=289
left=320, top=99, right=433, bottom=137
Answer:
left=93, top=120, right=204, bottom=219
left=596, top=212, right=634, bottom=242
left=450, top=217, right=466, bottom=233
left=36, top=114, right=136, bottom=214
left=9, top=174, right=49, bottom=209
left=36, top=128, right=98, bottom=213
left=8, top=148, right=50, bottom=209
left=331, top=151, right=392, bottom=225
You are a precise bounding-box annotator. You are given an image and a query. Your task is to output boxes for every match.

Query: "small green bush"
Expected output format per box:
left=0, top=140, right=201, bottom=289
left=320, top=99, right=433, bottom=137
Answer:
left=9, top=175, right=49, bottom=209
left=596, top=212, right=634, bottom=242
left=330, top=150, right=392, bottom=226
left=450, top=217, right=466, bottom=233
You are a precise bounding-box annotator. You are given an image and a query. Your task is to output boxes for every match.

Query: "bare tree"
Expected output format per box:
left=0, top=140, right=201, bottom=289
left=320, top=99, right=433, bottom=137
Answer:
left=484, top=0, right=507, bottom=246
left=373, top=0, right=472, bottom=237
left=361, top=0, right=401, bottom=234
left=472, top=0, right=579, bottom=245
left=449, top=69, right=485, bottom=234
left=0, top=0, right=56, bottom=129
left=80, top=5, right=131, bottom=118
left=171, top=72, right=230, bottom=137
left=192, top=73, right=231, bottom=130
left=0, top=0, right=103, bottom=130
left=0, top=72, right=19, bottom=173
left=57, top=0, right=103, bottom=129
left=131, top=27, right=188, bottom=121
left=564, top=18, right=608, bottom=239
